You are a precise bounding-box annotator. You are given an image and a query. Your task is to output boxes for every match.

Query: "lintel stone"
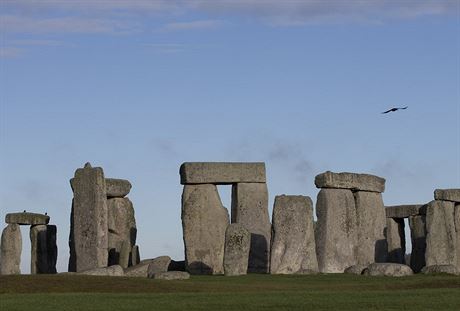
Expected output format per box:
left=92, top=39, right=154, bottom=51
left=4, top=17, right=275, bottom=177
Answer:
left=5, top=212, right=49, bottom=225
left=434, top=189, right=460, bottom=203
left=385, top=205, right=426, bottom=218
left=314, top=171, right=385, bottom=193
left=180, top=162, right=266, bottom=185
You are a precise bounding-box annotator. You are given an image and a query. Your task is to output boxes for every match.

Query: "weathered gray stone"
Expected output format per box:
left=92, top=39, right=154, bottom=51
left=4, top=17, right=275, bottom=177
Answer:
left=107, top=197, right=136, bottom=267
left=30, top=225, right=57, bottom=274
left=344, top=264, right=368, bottom=275
left=270, top=195, right=318, bottom=274
left=106, top=178, right=132, bottom=198
left=455, top=204, right=460, bottom=272
left=0, top=224, right=22, bottom=275
left=434, top=189, right=460, bottom=203
left=69, top=163, right=108, bottom=272
left=385, top=205, right=426, bottom=218
left=425, top=200, right=457, bottom=267
left=315, top=171, right=385, bottom=193
left=231, top=182, right=271, bottom=273
left=315, top=188, right=358, bottom=273
left=151, top=271, right=190, bottom=280
left=354, top=191, right=387, bottom=265
left=363, top=263, right=413, bottom=277
left=386, top=218, right=405, bottom=264
left=80, top=265, right=124, bottom=276
left=421, top=265, right=458, bottom=275
left=131, top=245, right=140, bottom=266
left=124, top=258, right=155, bottom=277
left=5, top=212, right=49, bottom=225
left=182, top=184, right=229, bottom=274
left=147, top=256, right=172, bottom=278
left=180, top=162, right=266, bottom=185
left=409, top=215, right=426, bottom=273
left=224, top=223, right=250, bottom=276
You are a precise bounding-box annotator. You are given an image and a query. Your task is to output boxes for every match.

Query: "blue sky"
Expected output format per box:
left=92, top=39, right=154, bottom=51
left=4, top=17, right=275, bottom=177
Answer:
left=1, top=0, right=459, bottom=273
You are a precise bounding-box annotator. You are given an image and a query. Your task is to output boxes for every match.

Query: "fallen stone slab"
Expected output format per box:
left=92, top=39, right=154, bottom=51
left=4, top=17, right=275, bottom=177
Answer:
left=385, top=204, right=426, bottom=218
left=421, top=265, right=458, bottom=275
left=180, top=162, right=266, bottom=185
left=147, top=256, right=172, bottom=278
left=270, top=195, right=318, bottom=274
left=5, top=212, right=49, bottom=225
left=363, top=263, right=413, bottom=277
left=0, top=224, right=22, bottom=275
left=79, top=265, right=124, bottom=276
left=231, top=183, right=271, bottom=273
left=224, top=223, right=250, bottom=276
left=315, top=171, right=385, bottom=193
left=344, top=264, right=368, bottom=275
left=151, top=271, right=190, bottom=280
left=315, top=188, right=358, bottom=273
left=106, top=178, right=132, bottom=198
left=182, top=184, right=229, bottom=274
left=434, top=189, right=460, bottom=203
left=124, top=258, right=157, bottom=277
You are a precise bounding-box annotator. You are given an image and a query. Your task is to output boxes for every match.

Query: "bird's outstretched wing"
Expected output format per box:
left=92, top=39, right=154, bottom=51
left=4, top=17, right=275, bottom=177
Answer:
left=381, top=109, right=394, bottom=114
left=400, top=106, right=408, bottom=110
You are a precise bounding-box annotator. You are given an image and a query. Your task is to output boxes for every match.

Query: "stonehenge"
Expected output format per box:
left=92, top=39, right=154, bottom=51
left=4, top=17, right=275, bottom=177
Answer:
left=1, top=213, right=57, bottom=275
left=69, top=163, right=138, bottom=272
left=1, top=161, right=458, bottom=280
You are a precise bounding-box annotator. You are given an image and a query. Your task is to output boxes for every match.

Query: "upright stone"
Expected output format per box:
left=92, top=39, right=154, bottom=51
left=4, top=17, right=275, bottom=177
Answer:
left=182, top=184, right=229, bottom=274
left=425, top=200, right=457, bottom=267
left=0, top=224, right=22, bottom=275
left=231, top=183, right=271, bottom=273
left=107, top=197, right=136, bottom=267
left=455, top=204, right=460, bottom=271
left=315, top=188, right=358, bottom=273
left=69, top=162, right=108, bottom=272
left=270, top=195, right=318, bottom=274
left=409, top=215, right=426, bottom=273
left=224, top=223, right=250, bottom=276
left=131, top=245, right=140, bottom=266
left=386, top=218, right=405, bottom=264
left=354, top=191, right=387, bottom=264
left=30, top=225, right=57, bottom=274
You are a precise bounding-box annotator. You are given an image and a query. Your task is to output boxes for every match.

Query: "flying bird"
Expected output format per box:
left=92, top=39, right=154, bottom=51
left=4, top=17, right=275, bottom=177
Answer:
left=381, top=106, right=408, bottom=114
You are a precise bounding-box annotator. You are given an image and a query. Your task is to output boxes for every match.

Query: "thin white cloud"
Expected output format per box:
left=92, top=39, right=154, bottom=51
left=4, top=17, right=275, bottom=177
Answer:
left=0, top=14, right=139, bottom=34
left=161, top=20, right=223, bottom=31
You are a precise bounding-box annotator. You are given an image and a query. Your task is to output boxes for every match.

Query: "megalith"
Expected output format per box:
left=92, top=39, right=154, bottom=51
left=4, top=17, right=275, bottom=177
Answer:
left=224, top=223, right=250, bottom=276
left=30, top=224, right=57, bottom=274
left=231, top=182, right=271, bottom=273
left=270, top=195, right=318, bottom=274
left=455, top=204, right=460, bottom=271
left=69, top=162, right=108, bottom=272
left=386, top=218, right=405, bottom=264
left=425, top=200, right=457, bottom=267
left=408, top=215, right=426, bottom=273
left=354, top=191, right=387, bottom=264
left=182, top=184, right=229, bottom=274
left=315, top=188, right=358, bottom=273
left=107, top=197, right=136, bottom=268
left=0, top=224, right=22, bottom=275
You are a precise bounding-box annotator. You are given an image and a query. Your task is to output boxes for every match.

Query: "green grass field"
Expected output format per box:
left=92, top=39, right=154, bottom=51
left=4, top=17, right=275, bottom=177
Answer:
left=1, top=274, right=459, bottom=310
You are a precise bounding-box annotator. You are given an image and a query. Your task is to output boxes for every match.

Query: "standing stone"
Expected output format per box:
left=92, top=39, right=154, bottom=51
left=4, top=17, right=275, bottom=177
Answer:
left=425, top=200, right=457, bottom=267
left=182, top=184, right=229, bottom=274
left=118, top=241, right=131, bottom=269
left=354, top=191, right=387, bottom=264
left=69, top=162, right=108, bottom=272
left=231, top=183, right=271, bottom=273
left=409, top=215, right=426, bottom=273
left=30, top=225, right=57, bottom=274
left=386, top=218, right=405, bottom=264
left=107, top=197, right=136, bottom=267
left=315, top=188, right=358, bottom=273
left=224, top=223, right=250, bottom=276
left=270, top=195, right=318, bottom=274
left=0, top=224, right=22, bottom=275
left=131, top=245, right=140, bottom=266
left=455, top=204, right=460, bottom=271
